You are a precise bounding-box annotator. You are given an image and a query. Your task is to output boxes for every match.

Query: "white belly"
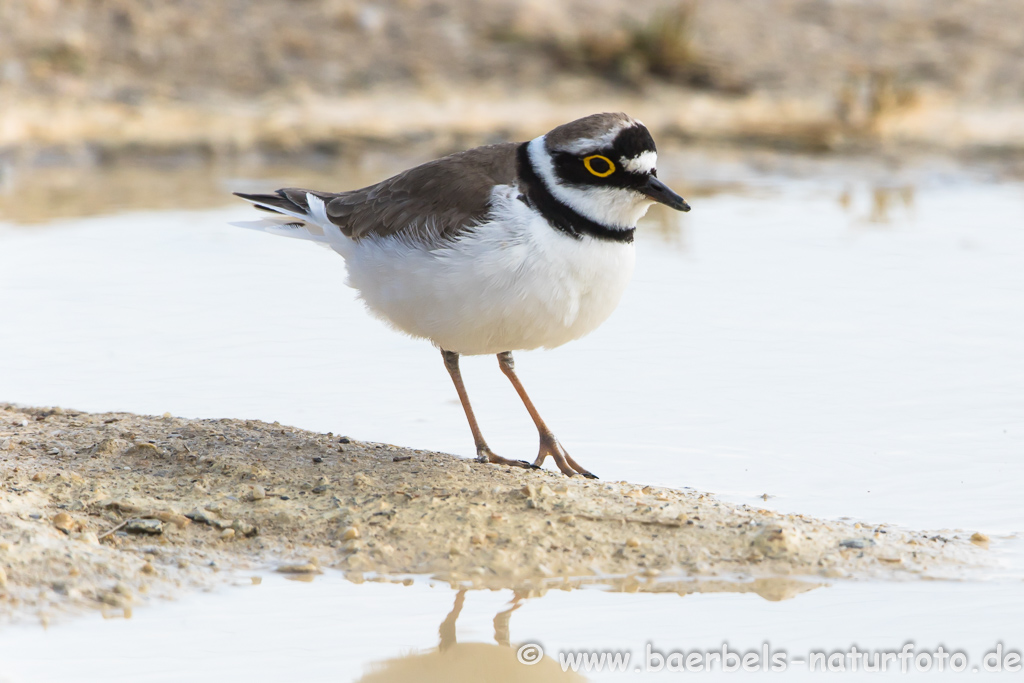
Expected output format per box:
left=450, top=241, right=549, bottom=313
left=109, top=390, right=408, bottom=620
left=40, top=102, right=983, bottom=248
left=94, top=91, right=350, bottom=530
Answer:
left=338, top=189, right=635, bottom=355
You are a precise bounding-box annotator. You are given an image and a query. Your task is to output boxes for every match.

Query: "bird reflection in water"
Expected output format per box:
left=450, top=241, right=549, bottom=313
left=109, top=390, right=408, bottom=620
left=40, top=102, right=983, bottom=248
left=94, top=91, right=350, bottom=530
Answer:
left=355, top=588, right=583, bottom=682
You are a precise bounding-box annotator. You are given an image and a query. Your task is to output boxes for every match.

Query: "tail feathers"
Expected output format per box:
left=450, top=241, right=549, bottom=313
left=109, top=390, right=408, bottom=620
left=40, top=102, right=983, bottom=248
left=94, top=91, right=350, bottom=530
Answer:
left=233, top=188, right=348, bottom=249
left=234, top=188, right=334, bottom=216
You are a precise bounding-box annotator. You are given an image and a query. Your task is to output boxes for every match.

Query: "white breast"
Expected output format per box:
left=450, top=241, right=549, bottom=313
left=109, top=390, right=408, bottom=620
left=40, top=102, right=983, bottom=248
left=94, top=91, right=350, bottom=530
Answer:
left=337, top=185, right=636, bottom=355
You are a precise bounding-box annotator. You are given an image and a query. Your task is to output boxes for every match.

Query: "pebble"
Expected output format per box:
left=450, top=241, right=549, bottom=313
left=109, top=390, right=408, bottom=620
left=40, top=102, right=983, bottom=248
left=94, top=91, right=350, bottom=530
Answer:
left=625, top=537, right=640, bottom=548
left=140, top=562, right=157, bottom=575
left=248, top=485, right=266, bottom=501
left=276, top=562, right=321, bottom=574
left=970, top=531, right=990, bottom=546
left=341, top=526, right=360, bottom=541
left=185, top=509, right=216, bottom=526
left=51, top=512, right=75, bottom=534
left=125, top=519, right=163, bottom=535
left=220, top=528, right=236, bottom=540
left=0, top=566, right=7, bottom=589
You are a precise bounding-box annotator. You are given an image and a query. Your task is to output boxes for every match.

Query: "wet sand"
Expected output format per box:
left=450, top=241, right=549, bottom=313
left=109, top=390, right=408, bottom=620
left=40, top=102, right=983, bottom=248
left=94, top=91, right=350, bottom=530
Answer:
left=0, top=403, right=988, bottom=625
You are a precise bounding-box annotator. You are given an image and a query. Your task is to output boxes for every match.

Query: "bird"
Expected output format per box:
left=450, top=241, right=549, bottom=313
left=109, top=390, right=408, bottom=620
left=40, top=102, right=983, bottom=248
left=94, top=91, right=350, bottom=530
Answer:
left=233, top=112, right=690, bottom=479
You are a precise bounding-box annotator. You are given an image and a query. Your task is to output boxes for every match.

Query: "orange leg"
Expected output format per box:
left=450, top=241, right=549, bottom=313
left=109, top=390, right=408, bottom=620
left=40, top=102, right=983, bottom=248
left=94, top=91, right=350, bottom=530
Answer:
left=442, top=349, right=534, bottom=470
left=497, top=351, right=597, bottom=479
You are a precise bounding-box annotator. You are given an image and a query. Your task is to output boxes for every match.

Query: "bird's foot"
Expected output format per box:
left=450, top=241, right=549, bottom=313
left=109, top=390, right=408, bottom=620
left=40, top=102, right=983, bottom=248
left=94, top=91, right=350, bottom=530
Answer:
left=534, top=434, right=598, bottom=479
left=476, top=447, right=538, bottom=470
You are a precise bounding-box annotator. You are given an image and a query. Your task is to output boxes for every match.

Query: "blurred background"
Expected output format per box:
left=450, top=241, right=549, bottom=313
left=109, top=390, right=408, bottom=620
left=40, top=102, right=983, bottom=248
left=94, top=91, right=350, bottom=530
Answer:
left=2, top=0, right=1024, bottom=221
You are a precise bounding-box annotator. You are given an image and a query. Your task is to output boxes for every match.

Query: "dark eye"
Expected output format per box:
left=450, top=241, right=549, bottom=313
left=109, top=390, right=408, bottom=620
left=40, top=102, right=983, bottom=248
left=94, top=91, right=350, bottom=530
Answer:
left=583, top=155, right=615, bottom=178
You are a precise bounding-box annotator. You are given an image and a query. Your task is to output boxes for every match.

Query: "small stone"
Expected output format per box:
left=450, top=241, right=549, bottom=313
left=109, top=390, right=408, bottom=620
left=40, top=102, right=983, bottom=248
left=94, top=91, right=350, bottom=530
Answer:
left=276, top=562, right=321, bottom=574
left=625, top=537, right=640, bottom=548
left=839, top=538, right=874, bottom=549
left=470, top=535, right=484, bottom=545
left=52, top=512, right=75, bottom=534
left=0, top=566, right=7, bottom=589
left=338, top=437, right=351, bottom=444
left=140, top=562, right=157, bottom=575
left=392, top=455, right=412, bottom=462
left=248, top=485, right=266, bottom=501
left=342, top=526, right=360, bottom=541
left=31, top=472, right=45, bottom=482
left=185, top=508, right=214, bottom=525
left=220, top=528, right=236, bottom=540
left=125, top=519, right=163, bottom=535
left=970, top=532, right=990, bottom=546
left=558, top=514, right=575, bottom=524
left=312, top=456, right=323, bottom=464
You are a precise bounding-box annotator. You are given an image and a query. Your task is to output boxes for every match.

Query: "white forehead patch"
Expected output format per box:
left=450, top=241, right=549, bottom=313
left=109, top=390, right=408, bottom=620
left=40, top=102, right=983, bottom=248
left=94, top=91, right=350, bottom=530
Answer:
left=620, top=150, right=657, bottom=174
left=558, top=121, right=634, bottom=155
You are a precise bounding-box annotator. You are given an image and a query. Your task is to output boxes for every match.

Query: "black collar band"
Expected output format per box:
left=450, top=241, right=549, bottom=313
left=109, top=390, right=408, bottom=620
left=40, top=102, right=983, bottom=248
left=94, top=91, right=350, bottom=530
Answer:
left=516, top=143, right=635, bottom=244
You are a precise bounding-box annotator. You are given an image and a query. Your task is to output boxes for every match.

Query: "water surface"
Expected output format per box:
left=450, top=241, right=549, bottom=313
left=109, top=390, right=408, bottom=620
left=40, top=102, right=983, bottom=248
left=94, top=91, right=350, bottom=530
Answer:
left=1, top=154, right=1022, bottom=680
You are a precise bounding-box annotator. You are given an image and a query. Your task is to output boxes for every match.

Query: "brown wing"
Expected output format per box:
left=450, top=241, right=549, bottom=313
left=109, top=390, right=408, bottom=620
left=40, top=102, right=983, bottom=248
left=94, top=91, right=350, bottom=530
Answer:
left=326, top=142, right=519, bottom=242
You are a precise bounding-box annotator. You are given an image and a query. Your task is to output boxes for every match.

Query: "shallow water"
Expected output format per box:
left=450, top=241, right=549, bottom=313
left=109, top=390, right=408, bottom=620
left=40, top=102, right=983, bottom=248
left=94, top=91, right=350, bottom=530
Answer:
left=1, top=571, right=1022, bottom=681
left=1, top=155, right=1023, bottom=680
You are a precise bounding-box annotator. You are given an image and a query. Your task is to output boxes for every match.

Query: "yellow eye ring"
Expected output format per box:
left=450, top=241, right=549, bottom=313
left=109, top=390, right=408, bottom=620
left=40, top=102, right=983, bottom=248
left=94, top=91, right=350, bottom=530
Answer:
left=583, top=155, right=615, bottom=178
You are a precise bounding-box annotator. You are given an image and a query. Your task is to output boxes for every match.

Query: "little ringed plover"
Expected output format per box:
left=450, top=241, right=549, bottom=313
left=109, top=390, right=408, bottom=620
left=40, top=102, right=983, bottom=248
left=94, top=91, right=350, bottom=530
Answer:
left=234, top=112, right=690, bottom=478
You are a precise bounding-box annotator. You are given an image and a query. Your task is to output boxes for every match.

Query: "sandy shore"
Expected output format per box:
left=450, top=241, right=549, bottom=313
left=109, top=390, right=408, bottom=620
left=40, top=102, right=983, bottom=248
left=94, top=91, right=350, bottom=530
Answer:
left=0, top=403, right=989, bottom=625
left=4, top=89, right=1024, bottom=170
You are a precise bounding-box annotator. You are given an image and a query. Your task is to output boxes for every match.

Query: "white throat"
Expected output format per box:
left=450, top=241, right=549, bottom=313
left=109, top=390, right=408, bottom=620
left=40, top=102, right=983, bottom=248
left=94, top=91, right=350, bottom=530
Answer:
left=527, top=136, right=653, bottom=230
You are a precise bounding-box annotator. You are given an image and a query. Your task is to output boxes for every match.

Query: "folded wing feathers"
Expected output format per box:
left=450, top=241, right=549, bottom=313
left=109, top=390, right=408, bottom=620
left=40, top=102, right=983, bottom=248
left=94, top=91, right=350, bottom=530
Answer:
left=232, top=141, right=520, bottom=246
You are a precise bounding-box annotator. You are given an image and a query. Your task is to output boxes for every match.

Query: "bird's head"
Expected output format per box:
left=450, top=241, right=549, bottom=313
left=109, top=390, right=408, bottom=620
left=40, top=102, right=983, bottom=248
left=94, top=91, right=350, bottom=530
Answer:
left=527, top=113, right=690, bottom=231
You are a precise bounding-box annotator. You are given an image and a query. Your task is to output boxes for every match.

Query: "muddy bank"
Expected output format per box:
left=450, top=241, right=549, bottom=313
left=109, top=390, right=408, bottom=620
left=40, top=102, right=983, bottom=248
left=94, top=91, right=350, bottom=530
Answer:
left=0, top=403, right=988, bottom=625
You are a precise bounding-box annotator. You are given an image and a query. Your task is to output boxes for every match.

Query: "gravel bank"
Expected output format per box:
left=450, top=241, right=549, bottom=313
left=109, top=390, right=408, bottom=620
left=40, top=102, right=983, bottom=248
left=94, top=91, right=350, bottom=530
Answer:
left=0, top=403, right=988, bottom=625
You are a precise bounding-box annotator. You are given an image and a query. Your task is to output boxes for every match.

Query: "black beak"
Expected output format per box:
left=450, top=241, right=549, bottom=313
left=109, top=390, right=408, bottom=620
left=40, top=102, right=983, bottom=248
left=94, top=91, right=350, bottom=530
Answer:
left=642, top=176, right=690, bottom=212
